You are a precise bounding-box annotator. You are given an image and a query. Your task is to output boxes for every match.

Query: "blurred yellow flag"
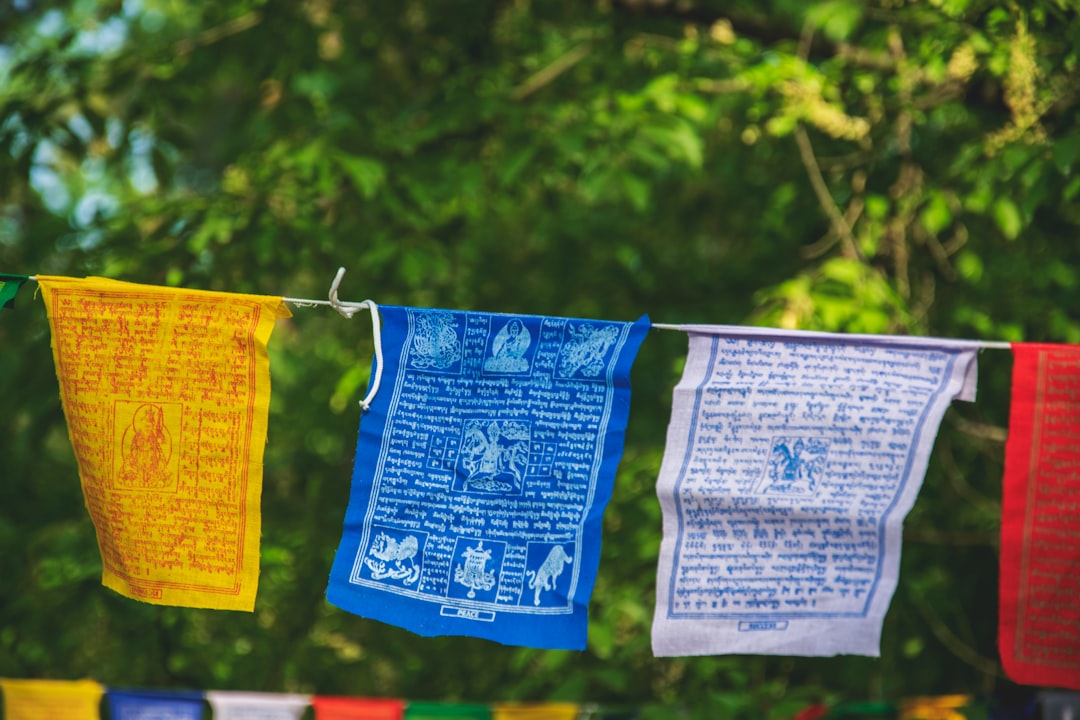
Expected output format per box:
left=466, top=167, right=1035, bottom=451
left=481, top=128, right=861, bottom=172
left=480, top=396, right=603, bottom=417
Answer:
left=899, top=695, right=972, bottom=720
left=0, top=679, right=104, bottom=720
left=38, top=276, right=291, bottom=611
left=491, top=703, right=578, bottom=720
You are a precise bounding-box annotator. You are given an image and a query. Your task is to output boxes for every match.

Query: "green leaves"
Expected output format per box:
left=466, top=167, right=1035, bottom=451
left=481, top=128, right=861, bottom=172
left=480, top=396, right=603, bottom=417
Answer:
left=638, top=119, right=705, bottom=170
left=752, top=258, right=912, bottom=334
left=919, top=191, right=954, bottom=238
left=804, top=1, right=864, bottom=42
left=334, top=153, right=386, bottom=200
left=991, top=196, right=1023, bottom=240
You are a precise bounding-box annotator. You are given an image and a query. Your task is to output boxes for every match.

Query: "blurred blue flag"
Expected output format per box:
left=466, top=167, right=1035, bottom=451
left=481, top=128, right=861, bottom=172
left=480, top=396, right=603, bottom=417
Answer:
left=107, top=688, right=204, bottom=720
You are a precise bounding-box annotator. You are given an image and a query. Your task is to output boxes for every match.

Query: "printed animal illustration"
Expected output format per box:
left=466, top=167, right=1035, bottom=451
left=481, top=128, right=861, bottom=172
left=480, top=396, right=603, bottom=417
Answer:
left=557, top=323, right=619, bottom=377
left=411, top=312, right=461, bottom=369
left=364, top=532, right=421, bottom=585
left=525, top=545, right=573, bottom=606
left=762, top=437, right=828, bottom=495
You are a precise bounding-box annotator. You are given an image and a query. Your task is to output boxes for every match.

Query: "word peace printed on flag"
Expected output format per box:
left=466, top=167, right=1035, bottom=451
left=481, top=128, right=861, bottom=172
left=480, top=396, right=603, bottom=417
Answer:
left=38, top=276, right=291, bottom=611
left=999, top=343, right=1080, bottom=691
left=652, top=326, right=979, bottom=657
left=328, top=306, right=649, bottom=650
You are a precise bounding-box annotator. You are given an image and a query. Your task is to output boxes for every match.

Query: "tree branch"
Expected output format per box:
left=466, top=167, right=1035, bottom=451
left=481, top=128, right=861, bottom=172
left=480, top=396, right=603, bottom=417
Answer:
left=908, top=591, right=1003, bottom=678
left=173, top=12, right=262, bottom=56
left=512, top=44, right=592, bottom=101
left=904, top=528, right=998, bottom=546
left=949, top=415, right=1008, bottom=444
left=793, top=124, right=859, bottom=260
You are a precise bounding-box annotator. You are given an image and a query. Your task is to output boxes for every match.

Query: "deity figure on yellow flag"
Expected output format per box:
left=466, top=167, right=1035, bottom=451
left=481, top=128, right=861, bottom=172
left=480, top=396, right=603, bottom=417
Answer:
left=119, top=403, right=172, bottom=489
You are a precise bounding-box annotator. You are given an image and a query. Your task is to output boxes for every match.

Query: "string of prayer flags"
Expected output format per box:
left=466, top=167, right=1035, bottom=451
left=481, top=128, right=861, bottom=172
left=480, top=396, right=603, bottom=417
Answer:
left=311, top=696, right=405, bottom=720
left=651, top=326, right=980, bottom=657
left=0, top=682, right=1059, bottom=720
left=0, top=273, right=29, bottom=310
left=206, top=691, right=312, bottom=720
left=999, top=343, right=1080, bottom=691
left=106, top=688, right=205, bottom=720
left=37, top=276, right=291, bottom=611
left=491, top=703, right=579, bottom=720
left=327, top=306, right=650, bottom=650
left=0, top=678, right=104, bottom=720
left=403, top=704, right=491, bottom=720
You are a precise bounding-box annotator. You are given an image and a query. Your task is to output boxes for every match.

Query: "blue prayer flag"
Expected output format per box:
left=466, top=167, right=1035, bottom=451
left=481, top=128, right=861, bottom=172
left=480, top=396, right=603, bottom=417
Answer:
left=106, top=688, right=205, bottom=720
left=327, top=306, right=650, bottom=649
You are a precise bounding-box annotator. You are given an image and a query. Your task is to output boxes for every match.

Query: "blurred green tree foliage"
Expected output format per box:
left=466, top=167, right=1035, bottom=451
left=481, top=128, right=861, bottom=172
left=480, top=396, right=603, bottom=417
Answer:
left=2, top=0, right=1079, bottom=715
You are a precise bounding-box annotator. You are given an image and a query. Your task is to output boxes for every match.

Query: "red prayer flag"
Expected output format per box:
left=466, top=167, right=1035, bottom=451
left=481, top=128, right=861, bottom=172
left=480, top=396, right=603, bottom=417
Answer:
left=1000, top=343, right=1080, bottom=690
left=312, top=696, right=405, bottom=720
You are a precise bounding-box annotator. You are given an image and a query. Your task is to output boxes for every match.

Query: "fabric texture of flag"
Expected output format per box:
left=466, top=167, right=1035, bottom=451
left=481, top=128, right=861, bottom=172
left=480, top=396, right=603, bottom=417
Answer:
left=403, top=704, right=491, bottom=720
left=311, top=696, right=404, bottom=720
left=0, top=273, right=29, bottom=310
left=106, top=688, right=205, bottom=720
left=327, top=306, right=649, bottom=649
left=0, top=678, right=104, bottom=720
left=491, top=702, right=579, bottom=720
left=999, top=343, right=1080, bottom=691
left=652, top=325, right=979, bottom=657
left=206, top=691, right=310, bottom=720
left=38, top=276, right=291, bottom=611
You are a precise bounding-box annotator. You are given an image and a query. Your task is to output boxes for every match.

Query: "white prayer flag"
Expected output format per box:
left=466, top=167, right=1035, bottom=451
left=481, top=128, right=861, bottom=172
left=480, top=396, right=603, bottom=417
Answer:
left=205, top=692, right=310, bottom=720
left=652, top=326, right=979, bottom=657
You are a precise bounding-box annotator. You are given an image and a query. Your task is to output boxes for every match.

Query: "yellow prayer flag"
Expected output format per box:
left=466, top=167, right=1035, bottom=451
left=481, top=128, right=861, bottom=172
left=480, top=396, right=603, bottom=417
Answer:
left=491, top=703, right=578, bottom=720
left=38, top=276, right=291, bottom=611
left=898, top=695, right=972, bottom=720
left=0, top=678, right=104, bottom=720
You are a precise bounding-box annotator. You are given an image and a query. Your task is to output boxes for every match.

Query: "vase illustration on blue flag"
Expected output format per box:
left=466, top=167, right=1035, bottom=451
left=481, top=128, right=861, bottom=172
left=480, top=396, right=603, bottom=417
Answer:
left=327, top=306, right=650, bottom=650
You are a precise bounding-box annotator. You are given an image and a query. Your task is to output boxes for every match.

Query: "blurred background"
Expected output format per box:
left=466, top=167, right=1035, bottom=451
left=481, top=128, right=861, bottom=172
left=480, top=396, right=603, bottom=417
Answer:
left=1, top=0, right=1078, bottom=716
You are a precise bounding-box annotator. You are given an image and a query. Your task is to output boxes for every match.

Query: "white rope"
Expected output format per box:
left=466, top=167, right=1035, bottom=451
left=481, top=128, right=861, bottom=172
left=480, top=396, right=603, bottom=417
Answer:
left=285, top=267, right=384, bottom=412
left=24, top=277, right=1014, bottom=356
